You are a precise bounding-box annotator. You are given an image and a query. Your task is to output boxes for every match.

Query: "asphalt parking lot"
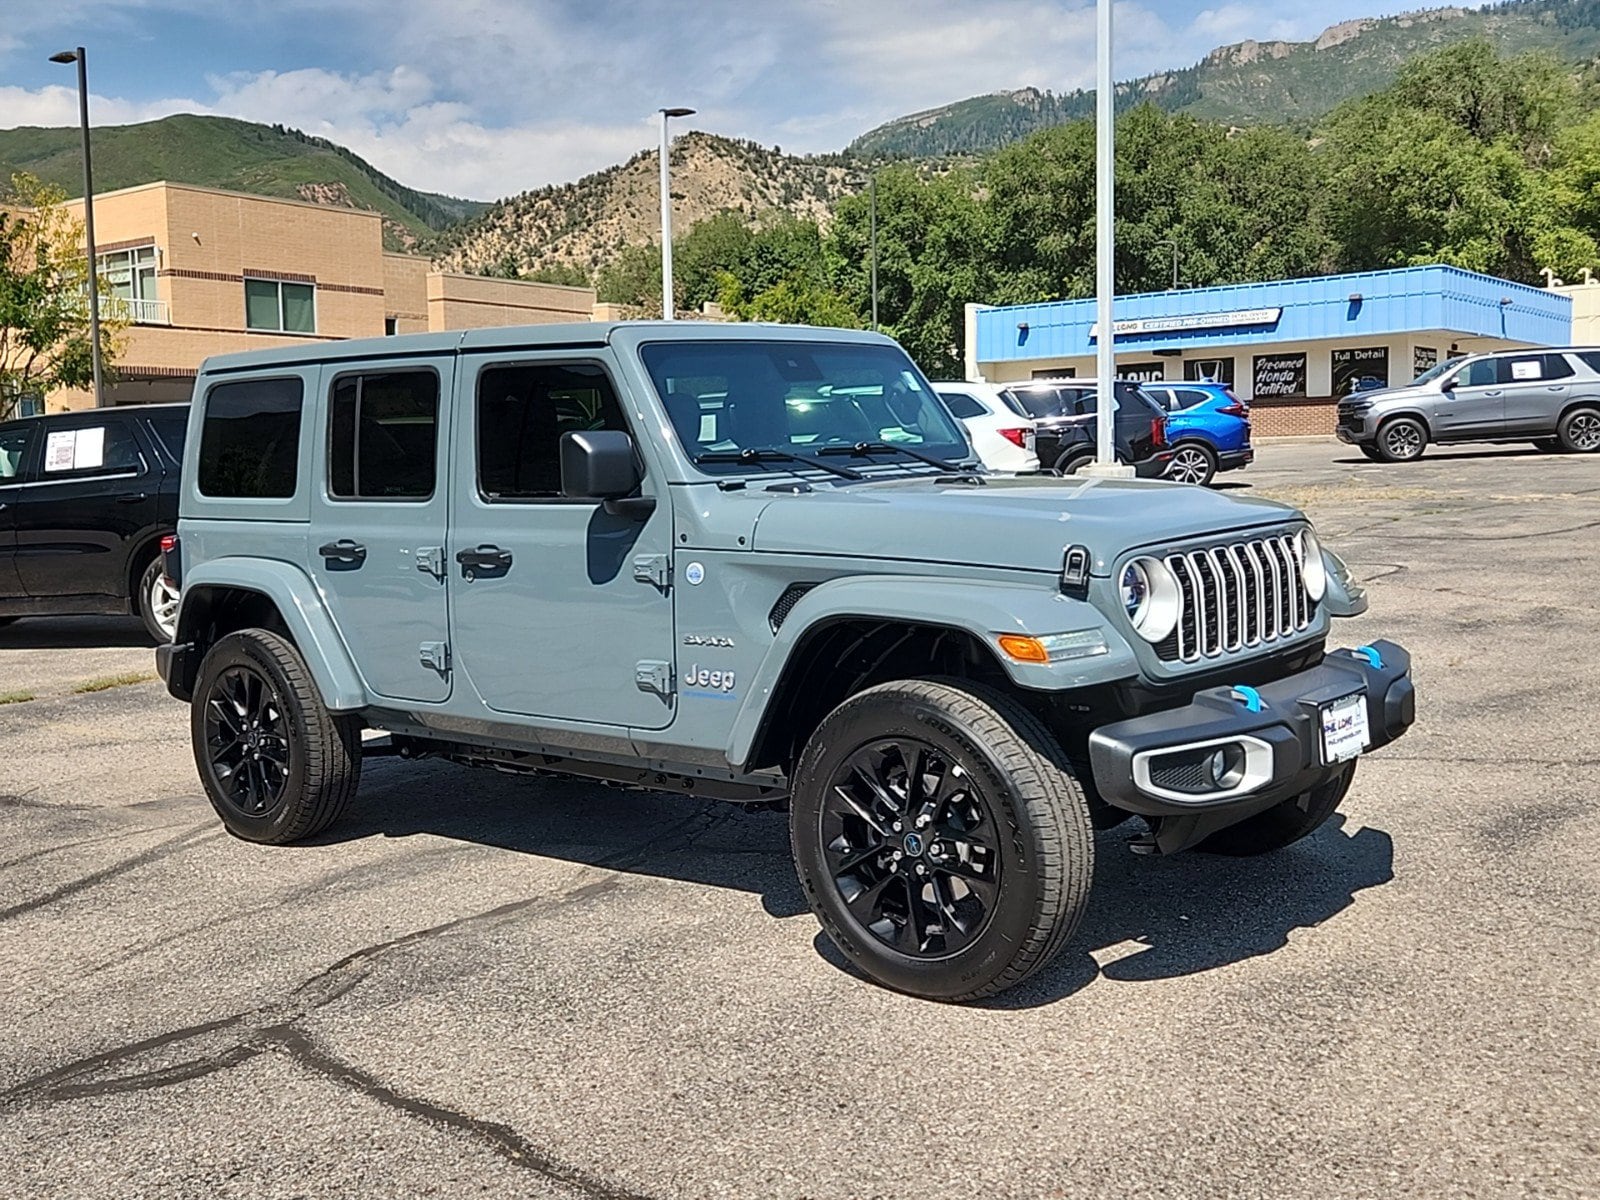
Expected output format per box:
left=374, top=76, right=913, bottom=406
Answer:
left=2, top=440, right=1597, bottom=1199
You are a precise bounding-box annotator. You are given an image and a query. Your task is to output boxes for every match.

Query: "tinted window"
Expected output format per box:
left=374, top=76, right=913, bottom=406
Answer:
left=329, top=372, right=438, bottom=500
left=478, top=362, right=627, bottom=501
left=0, top=425, right=33, bottom=481
left=1498, top=353, right=1573, bottom=383
left=940, top=391, right=986, bottom=420
left=1458, top=359, right=1498, bottom=388
left=39, top=420, right=142, bottom=477
left=641, top=340, right=969, bottom=472
left=198, top=377, right=304, bottom=498
left=1579, top=351, right=1600, bottom=375
left=146, top=413, right=188, bottom=461
left=1068, top=383, right=1161, bottom=417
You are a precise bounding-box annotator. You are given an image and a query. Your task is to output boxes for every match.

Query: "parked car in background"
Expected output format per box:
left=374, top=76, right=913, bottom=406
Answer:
left=931, top=382, right=1039, bottom=472
left=0, top=403, right=186, bottom=642
left=1337, top=347, right=1600, bottom=461
left=1143, top=382, right=1254, bottom=487
left=999, top=379, right=1172, bottom=477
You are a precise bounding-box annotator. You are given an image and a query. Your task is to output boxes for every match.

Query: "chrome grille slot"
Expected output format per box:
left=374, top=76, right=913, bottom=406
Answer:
left=1156, top=533, right=1315, bottom=664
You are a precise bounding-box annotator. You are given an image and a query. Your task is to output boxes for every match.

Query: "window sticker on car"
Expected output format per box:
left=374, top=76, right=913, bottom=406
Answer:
left=44, top=426, right=105, bottom=472
left=1511, top=360, right=1541, bottom=380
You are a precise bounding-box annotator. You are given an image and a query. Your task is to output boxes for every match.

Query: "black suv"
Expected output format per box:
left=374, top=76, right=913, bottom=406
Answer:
left=0, top=403, right=187, bottom=642
left=999, top=379, right=1172, bottom=475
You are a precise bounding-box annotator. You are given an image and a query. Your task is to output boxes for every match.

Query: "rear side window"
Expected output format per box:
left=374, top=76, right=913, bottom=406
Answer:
left=1579, top=351, right=1600, bottom=375
left=146, top=414, right=188, bottom=461
left=477, top=362, right=629, bottom=501
left=1497, top=353, right=1573, bottom=383
left=329, top=371, right=439, bottom=500
left=939, top=391, right=986, bottom=420
left=40, top=420, right=143, bottom=476
left=198, top=377, right=304, bottom=499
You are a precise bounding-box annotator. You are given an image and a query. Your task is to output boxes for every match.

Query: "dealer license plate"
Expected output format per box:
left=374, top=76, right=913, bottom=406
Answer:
left=1319, top=692, right=1371, bottom=764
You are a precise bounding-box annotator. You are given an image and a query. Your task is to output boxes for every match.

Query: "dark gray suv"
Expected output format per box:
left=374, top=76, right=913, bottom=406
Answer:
left=1337, top=347, right=1600, bottom=461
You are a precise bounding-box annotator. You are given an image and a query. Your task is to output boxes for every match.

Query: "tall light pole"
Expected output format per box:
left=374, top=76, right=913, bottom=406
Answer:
left=1156, top=237, right=1179, bottom=290
left=51, top=47, right=103, bottom=406
left=1088, top=0, right=1125, bottom=473
left=657, top=106, right=694, bottom=320
left=868, top=172, right=878, bottom=331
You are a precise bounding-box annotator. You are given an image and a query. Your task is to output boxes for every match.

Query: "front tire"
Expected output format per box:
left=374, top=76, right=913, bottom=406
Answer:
left=1198, top=763, right=1355, bottom=856
left=191, top=629, right=361, bottom=844
left=1557, top=407, right=1600, bottom=453
left=1165, top=442, right=1216, bottom=486
left=1374, top=417, right=1426, bottom=462
left=791, top=679, right=1093, bottom=1002
left=137, top=557, right=180, bottom=643
left=1358, top=444, right=1385, bottom=461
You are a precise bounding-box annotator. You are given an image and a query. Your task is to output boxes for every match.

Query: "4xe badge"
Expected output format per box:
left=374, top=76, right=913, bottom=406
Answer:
left=686, top=664, right=735, bottom=693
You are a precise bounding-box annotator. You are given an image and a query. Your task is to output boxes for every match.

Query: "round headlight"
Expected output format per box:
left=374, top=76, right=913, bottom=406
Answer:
left=1297, top=528, right=1327, bottom=603
left=1122, top=556, right=1182, bottom=643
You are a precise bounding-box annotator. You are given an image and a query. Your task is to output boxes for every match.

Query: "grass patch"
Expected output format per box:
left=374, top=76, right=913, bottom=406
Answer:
left=0, top=691, right=35, bottom=705
left=71, top=670, right=156, bottom=694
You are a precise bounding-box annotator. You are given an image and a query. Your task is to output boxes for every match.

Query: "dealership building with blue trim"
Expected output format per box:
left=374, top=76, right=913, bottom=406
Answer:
left=963, top=265, right=1573, bottom=435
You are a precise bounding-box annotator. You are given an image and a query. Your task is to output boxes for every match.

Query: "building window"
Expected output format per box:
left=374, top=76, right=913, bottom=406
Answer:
left=245, top=278, right=316, bottom=333
left=384, top=317, right=398, bottom=336
left=92, top=244, right=167, bottom=324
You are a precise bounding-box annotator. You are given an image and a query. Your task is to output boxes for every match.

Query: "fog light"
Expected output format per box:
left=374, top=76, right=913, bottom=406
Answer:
left=1207, top=744, right=1246, bottom=789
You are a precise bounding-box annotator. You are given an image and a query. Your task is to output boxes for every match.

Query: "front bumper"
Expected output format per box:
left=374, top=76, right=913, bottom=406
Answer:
left=1336, top=411, right=1371, bottom=442
left=1087, top=639, right=1414, bottom=844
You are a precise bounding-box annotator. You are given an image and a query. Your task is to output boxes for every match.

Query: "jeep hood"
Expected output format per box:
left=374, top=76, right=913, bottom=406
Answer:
left=749, top=475, right=1300, bottom=575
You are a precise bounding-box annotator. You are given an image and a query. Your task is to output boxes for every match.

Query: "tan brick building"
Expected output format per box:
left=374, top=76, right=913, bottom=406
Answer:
left=49, top=182, right=596, bottom=412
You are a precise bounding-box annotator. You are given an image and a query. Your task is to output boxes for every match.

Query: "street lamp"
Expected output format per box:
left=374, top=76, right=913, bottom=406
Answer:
left=657, top=106, right=695, bottom=320
left=1156, top=238, right=1180, bottom=290
left=1088, top=0, right=1126, bottom=473
left=51, top=47, right=104, bottom=407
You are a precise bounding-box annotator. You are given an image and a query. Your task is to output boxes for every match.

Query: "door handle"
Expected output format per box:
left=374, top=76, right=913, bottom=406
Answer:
left=318, top=539, right=367, bottom=564
left=115, top=492, right=149, bottom=504
left=1548, top=385, right=1567, bottom=392
left=456, top=545, right=513, bottom=571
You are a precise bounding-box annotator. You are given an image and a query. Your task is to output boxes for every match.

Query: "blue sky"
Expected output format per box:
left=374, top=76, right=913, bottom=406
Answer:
left=0, top=0, right=1412, bottom=200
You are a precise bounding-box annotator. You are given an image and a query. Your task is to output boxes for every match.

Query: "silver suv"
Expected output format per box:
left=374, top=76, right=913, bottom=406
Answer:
left=1337, top=347, right=1600, bottom=461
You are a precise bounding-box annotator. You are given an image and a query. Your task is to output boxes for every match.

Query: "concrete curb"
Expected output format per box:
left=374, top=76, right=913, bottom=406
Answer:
left=1254, top=435, right=1339, bottom=444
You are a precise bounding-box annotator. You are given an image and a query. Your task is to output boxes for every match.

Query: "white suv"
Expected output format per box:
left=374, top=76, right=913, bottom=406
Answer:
left=932, top=382, right=1039, bottom=472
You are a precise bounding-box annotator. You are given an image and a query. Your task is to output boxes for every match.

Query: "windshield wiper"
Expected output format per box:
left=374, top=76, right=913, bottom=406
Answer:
left=694, top=447, right=864, bottom=481
left=816, top=441, right=978, bottom=475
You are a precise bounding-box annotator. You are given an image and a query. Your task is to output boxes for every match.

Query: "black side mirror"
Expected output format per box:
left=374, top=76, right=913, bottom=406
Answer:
left=560, top=430, right=654, bottom=517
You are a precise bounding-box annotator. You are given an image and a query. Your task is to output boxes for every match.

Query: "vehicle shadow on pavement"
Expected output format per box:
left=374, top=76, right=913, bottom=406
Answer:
left=0, top=617, right=151, bottom=650
left=973, top=815, right=1395, bottom=1009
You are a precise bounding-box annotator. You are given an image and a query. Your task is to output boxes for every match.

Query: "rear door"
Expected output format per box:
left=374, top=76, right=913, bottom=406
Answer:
left=308, top=359, right=452, bottom=704
left=13, top=415, right=157, bottom=599
left=1499, top=352, right=1574, bottom=436
left=1435, top=358, right=1504, bottom=440
left=0, top=421, right=36, bottom=599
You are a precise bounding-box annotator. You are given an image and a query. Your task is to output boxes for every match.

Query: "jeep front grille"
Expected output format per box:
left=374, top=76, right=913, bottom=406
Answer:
left=1154, top=533, right=1315, bottom=663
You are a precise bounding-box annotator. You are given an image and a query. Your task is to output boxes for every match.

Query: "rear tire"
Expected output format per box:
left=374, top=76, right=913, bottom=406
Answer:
left=1165, top=442, right=1216, bottom=486
left=1374, top=417, right=1426, bottom=462
left=136, top=556, right=180, bottom=644
left=1056, top=451, right=1096, bottom=476
left=191, top=629, right=361, bottom=844
left=791, top=678, right=1093, bottom=1002
left=1198, top=763, right=1355, bottom=856
left=1557, top=407, right=1600, bottom=453
left=1533, top=438, right=1565, bottom=453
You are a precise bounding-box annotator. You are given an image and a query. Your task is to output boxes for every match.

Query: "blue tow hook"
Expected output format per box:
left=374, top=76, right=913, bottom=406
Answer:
left=1230, top=685, right=1263, bottom=713
left=1353, top=645, right=1384, bottom=670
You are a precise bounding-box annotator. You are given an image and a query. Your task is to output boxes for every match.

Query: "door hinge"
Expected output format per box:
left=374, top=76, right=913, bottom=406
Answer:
left=415, top=546, right=445, bottom=579
left=635, top=659, right=673, bottom=697
left=419, top=641, right=450, bottom=673
left=632, top=553, right=671, bottom=591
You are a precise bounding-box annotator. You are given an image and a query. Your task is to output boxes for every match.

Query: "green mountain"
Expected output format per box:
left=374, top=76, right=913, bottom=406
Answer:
left=0, top=114, right=485, bottom=249
left=849, top=0, right=1600, bottom=157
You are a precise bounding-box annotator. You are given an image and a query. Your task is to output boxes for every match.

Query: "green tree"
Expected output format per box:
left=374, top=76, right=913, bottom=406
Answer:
left=1, top=174, right=123, bottom=419
left=595, top=241, right=661, bottom=308
left=523, top=262, right=593, bottom=288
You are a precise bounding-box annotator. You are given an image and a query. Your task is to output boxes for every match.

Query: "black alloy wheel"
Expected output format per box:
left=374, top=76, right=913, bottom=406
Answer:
left=203, top=664, right=292, bottom=819
left=820, top=737, right=1000, bottom=958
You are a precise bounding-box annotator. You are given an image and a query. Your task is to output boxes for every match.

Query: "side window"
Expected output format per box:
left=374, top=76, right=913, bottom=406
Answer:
left=939, top=392, right=986, bottom=420
left=1458, top=359, right=1498, bottom=388
left=477, top=362, right=628, bottom=501
left=198, top=377, right=304, bottom=499
left=146, top=415, right=188, bottom=462
left=40, top=420, right=143, bottom=478
left=1535, top=354, right=1574, bottom=381
left=329, top=371, right=439, bottom=500
left=1177, top=389, right=1211, bottom=408
left=1579, top=351, right=1600, bottom=375
left=0, top=425, right=34, bottom=481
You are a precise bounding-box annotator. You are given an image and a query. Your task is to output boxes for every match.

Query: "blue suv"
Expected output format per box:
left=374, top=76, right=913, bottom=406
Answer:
left=1142, top=383, right=1253, bottom=486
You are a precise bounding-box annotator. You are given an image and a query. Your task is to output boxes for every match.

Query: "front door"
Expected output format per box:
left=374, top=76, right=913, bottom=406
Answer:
left=308, top=360, right=452, bottom=703
left=13, top=416, right=157, bottom=599
left=449, top=353, right=677, bottom=729
left=1435, top=358, right=1505, bottom=441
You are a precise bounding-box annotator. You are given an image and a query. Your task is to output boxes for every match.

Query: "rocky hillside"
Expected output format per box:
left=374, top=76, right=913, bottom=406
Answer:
left=850, top=0, right=1600, bottom=157
left=430, top=133, right=859, bottom=277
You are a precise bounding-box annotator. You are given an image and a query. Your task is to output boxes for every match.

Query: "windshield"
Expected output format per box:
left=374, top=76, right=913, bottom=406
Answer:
left=640, top=340, right=971, bottom=474
left=1411, top=357, right=1464, bottom=386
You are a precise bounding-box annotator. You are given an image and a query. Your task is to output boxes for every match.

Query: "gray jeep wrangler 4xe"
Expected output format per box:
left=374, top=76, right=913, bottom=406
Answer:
left=157, top=322, right=1415, bottom=1002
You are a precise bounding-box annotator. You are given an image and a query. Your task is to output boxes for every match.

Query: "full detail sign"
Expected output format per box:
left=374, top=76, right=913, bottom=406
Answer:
left=1253, top=352, right=1307, bottom=398
left=1332, top=347, right=1389, bottom=396
left=1089, top=307, right=1281, bottom=339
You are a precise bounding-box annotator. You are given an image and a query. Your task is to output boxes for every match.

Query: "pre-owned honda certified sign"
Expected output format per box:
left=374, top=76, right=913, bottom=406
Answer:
left=1089, top=308, right=1282, bottom=338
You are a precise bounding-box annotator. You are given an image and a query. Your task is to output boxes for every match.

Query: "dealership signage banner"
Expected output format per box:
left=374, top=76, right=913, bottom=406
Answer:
left=1089, top=307, right=1281, bottom=338
left=1253, top=352, right=1307, bottom=398
left=1120, top=361, right=1166, bottom=383
left=1332, top=347, right=1389, bottom=396
left=1184, top=357, right=1235, bottom=385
